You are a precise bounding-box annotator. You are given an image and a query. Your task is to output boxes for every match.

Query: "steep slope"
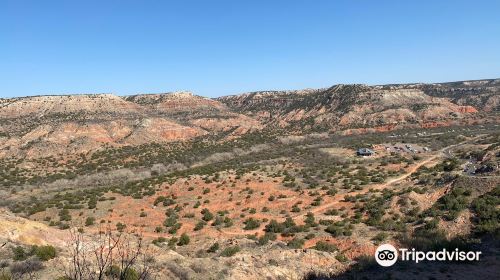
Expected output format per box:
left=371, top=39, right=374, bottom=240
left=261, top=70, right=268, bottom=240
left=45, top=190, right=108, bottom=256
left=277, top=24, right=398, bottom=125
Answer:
left=123, top=91, right=262, bottom=135
left=218, top=80, right=499, bottom=132
left=418, top=79, right=500, bottom=112
left=0, top=92, right=262, bottom=159
left=0, top=79, right=498, bottom=158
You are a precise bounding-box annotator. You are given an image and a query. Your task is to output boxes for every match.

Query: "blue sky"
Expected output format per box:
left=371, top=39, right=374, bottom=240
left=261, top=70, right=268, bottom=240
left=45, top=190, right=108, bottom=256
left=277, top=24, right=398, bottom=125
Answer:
left=1, top=0, right=499, bottom=98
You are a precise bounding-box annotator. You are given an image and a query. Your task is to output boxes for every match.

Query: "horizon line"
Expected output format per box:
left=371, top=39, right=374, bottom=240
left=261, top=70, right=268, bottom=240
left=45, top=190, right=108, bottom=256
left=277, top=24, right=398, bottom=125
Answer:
left=1, top=77, right=498, bottom=100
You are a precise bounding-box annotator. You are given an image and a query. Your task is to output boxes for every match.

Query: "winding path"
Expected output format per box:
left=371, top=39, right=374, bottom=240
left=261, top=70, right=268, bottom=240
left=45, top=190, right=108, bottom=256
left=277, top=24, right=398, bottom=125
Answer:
left=218, top=138, right=481, bottom=236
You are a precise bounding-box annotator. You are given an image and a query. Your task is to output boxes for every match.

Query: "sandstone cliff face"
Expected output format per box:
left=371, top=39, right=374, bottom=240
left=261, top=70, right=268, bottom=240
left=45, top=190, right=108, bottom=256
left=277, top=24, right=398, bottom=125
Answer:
left=0, top=92, right=262, bottom=158
left=218, top=80, right=499, bottom=131
left=124, top=92, right=263, bottom=134
left=0, top=208, right=69, bottom=246
left=0, top=94, right=143, bottom=118
left=0, top=79, right=498, bottom=158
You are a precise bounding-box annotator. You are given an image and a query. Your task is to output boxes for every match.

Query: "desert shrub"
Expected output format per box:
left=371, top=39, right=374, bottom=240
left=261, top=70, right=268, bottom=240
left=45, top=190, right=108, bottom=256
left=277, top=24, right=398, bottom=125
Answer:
left=326, top=189, right=338, bottom=196
left=305, top=233, right=316, bottom=240
left=243, top=218, right=261, bottom=230
left=264, top=219, right=284, bottom=233
left=371, top=232, right=388, bottom=244
left=201, top=208, right=214, bottom=221
left=220, top=246, right=240, bottom=257
left=9, top=258, right=43, bottom=278
left=335, top=253, right=349, bottom=263
left=116, top=222, right=126, bottom=232
left=33, top=245, right=56, bottom=261
left=287, top=238, right=304, bottom=249
left=87, top=197, right=97, bottom=209
left=470, top=186, right=500, bottom=235
left=59, top=223, right=70, bottom=230
left=257, top=232, right=277, bottom=245
left=58, top=209, right=72, bottom=221
left=177, top=233, right=190, bottom=246
left=155, top=225, right=165, bottom=233
left=11, top=246, right=28, bottom=261
left=211, top=216, right=223, bottom=226
left=123, top=268, right=139, bottom=280
left=163, top=215, right=178, bottom=228
left=168, top=223, right=182, bottom=234
left=167, top=237, right=178, bottom=248
left=324, top=209, right=339, bottom=216
left=264, top=217, right=300, bottom=235
left=153, top=196, right=166, bottom=206
left=304, top=212, right=316, bottom=226
left=194, top=221, right=206, bottom=231
left=85, top=217, right=95, bottom=226
left=105, top=265, right=139, bottom=280
left=325, top=225, right=344, bottom=237
left=163, top=198, right=176, bottom=207
left=207, top=242, right=220, bottom=253
left=428, top=186, right=470, bottom=221
left=10, top=245, right=55, bottom=262
left=152, top=237, right=167, bottom=246
left=313, top=241, right=338, bottom=252
left=223, top=217, right=233, bottom=227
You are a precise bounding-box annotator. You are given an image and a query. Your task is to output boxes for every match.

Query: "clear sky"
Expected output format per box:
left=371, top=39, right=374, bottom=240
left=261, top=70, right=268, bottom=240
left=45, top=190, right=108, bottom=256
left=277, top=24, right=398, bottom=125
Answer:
left=1, top=0, right=499, bottom=98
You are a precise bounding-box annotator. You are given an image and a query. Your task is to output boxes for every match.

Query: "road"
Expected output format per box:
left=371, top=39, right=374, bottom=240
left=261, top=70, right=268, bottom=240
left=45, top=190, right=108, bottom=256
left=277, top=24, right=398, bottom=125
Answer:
left=219, top=138, right=482, bottom=236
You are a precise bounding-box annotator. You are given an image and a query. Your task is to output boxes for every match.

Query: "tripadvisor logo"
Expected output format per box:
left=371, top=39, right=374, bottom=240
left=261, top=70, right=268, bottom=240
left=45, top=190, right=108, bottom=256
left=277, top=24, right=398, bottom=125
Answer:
left=375, top=244, right=398, bottom=267
left=374, top=244, right=482, bottom=267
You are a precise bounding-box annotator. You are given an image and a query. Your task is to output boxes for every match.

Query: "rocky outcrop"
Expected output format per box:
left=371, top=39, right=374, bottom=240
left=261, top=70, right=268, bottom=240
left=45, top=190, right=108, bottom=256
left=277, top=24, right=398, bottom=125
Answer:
left=0, top=79, right=497, bottom=158
left=0, top=208, right=69, bottom=246
left=0, top=92, right=264, bottom=158
left=218, top=80, right=498, bottom=132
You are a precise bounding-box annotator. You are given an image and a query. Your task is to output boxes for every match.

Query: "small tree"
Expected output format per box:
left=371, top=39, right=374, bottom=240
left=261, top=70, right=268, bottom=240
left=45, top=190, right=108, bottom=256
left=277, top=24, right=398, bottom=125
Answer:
left=62, top=227, right=156, bottom=280
left=177, top=233, right=190, bottom=246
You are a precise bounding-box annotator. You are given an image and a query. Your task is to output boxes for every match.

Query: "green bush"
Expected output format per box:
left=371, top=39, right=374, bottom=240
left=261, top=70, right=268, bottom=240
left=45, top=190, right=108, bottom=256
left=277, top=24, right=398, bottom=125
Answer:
left=177, top=233, right=190, bottom=246
left=325, top=225, right=344, bottom=237
left=105, top=265, right=121, bottom=278
left=257, top=232, right=277, bottom=245
left=11, top=245, right=56, bottom=262
left=335, top=253, right=348, bottom=263
left=116, top=222, right=126, bottom=232
left=243, top=218, right=260, bottom=230
left=220, top=246, right=240, bottom=257
left=85, top=217, right=95, bottom=226
left=471, top=186, right=500, bottom=235
left=152, top=237, right=167, bottom=246
left=287, top=238, right=304, bottom=249
left=34, top=245, right=57, bottom=261
left=11, top=246, right=27, bottom=261
left=313, top=241, right=338, bottom=252
left=207, top=242, right=220, bottom=253
left=194, top=221, right=206, bottom=231
left=371, top=232, right=388, bottom=244
left=201, top=208, right=214, bottom=221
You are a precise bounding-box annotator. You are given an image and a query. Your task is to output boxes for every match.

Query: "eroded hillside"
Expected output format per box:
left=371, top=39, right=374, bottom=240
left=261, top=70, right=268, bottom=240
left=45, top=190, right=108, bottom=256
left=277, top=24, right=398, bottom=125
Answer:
left=0, top=79, right=499, bottom=280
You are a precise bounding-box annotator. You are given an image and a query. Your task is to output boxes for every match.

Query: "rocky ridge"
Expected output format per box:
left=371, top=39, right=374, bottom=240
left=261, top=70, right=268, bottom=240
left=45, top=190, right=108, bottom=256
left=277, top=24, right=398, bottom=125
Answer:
left=0, top=79, right=498, bottom=158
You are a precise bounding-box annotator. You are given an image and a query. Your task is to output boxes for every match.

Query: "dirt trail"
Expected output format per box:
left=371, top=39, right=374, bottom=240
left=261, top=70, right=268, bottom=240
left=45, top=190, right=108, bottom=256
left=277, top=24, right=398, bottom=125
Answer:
left=219, top=153, right=441, bottom=237
left=291, top=138, right=479, bottom=220
left=291, top=153, right=440, bottom=221
left=219, top=139, right=478, bottom=237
